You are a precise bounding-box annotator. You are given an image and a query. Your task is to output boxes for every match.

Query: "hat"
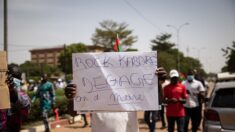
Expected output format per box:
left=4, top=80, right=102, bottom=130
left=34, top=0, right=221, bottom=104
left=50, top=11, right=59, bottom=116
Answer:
left=169, top=69, right=179, bottom=78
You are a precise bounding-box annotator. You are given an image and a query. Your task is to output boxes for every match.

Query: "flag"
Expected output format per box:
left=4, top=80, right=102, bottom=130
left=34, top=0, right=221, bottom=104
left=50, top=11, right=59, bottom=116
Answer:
left=179, top=72, right=186, bottom=82
left=113, top=34, right=122, bottom=52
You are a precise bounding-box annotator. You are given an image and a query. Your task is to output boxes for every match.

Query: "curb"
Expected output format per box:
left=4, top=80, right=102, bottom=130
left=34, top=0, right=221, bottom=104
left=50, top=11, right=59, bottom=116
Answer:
left=20, top=119, right=77, bottom=132
left=21, top=115, right=82, bottom=132
left=21, top=119, right=69, bottom=132
left=51, top=119, right=70, bottom=129
left=21, top=124, right=45, bottom=132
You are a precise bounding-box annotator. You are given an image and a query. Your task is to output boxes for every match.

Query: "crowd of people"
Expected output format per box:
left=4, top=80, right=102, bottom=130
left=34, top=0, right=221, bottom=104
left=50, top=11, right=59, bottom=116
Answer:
left=143, top=69, right=207, bottom=132
left=0, top=62, right=207, bottom=132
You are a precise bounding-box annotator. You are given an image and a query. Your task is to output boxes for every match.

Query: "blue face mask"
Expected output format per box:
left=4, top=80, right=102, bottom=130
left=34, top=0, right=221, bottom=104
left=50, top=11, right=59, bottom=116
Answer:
left=187, top=75, right=194, bottom=81
left=13, top=77, right=21, bottom=90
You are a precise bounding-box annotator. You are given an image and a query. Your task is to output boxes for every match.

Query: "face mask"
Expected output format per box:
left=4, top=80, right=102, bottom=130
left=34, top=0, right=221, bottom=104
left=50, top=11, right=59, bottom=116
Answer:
left=171, top=77, right=178, bottom=84
left=13, top=77, right=21, bottom=87
left=9, top=77, right=21, bottom=91
left=187, top=75, right=194, bottom=81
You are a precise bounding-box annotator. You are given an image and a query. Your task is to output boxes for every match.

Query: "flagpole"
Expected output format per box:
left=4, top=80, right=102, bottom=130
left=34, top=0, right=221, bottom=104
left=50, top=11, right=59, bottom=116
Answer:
left=116, top=33, right=119, bottom=52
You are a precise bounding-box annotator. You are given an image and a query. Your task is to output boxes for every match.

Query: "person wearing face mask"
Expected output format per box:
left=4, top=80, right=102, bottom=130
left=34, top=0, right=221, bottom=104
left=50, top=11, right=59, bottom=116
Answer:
left=163, top=69, right=187, bottom=132
left=0, top=64, right=31, bottom=132
left=182, top=70, right=205, bottom=132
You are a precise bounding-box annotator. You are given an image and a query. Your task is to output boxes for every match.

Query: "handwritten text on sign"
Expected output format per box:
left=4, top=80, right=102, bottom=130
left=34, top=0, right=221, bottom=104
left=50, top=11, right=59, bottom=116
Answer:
left=72, top=52, right=159, bottom=111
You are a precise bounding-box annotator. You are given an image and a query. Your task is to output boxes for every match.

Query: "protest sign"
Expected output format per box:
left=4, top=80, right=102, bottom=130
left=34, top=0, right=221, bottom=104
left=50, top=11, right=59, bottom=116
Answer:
left=0, top=51, right=10, bottom=109
left=72, top=52, right=159, bottom=111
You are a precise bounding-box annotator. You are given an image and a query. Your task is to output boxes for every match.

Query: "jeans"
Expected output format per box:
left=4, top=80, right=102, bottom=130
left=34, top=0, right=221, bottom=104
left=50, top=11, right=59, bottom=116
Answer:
left=144, top=111, right=158, bottom=132
left=184, top=107, right=200, bottom=132
left=42, top=109, right=50, bottom=132
left=167, top=116, right=185, bottom=132
left=160, top=105, right=166, bottom=127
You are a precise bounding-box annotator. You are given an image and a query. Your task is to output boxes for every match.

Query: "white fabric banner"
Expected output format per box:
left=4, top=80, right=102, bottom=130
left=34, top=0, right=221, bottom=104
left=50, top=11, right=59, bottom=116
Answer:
left=72, top=52, right=159, bottom=111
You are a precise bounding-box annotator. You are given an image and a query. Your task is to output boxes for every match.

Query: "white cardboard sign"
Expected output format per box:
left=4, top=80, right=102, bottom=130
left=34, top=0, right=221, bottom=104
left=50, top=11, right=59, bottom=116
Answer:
left=72, top=52, right=159, bottom=111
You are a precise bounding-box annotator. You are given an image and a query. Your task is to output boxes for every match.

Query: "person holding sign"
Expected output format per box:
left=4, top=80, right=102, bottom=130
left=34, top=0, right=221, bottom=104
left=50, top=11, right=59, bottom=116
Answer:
left=0, top=64, right=31, bottom=132
left=65, top=67, right=167, bottom=132
left=144, top=71, right=167, bottom=132
left=163, top=69, right=187, bottom=132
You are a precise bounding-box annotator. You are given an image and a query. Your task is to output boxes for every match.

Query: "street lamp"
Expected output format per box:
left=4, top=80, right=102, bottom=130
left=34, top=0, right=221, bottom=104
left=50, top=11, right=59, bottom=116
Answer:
left=4, top=0, right=8, bottom=59
left=167, top=22, right=189, bottom=72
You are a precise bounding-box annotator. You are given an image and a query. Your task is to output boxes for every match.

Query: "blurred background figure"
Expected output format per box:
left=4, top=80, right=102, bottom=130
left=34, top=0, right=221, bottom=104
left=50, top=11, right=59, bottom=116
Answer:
left=55, top=78, right=66, bottom=89
left=159, top=75, right=169, bottom=129
left=32, top=74, right=56, bottom=132
left=144, top=110, right=158, bottom=132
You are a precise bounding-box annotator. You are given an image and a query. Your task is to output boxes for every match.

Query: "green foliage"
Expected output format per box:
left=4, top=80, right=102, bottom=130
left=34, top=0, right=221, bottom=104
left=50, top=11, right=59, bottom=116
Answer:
left=151, top=33, right=205, bottom=75
left=125, top=48, right=138, bottom=51
left=92, top=20, right=137, bottom=49
left=157, top=51, right=176, bottom=72
left=151, top=33, right=175, bottom=51
left=222, top=41, right=235, bottom=73
left=58, top=43, right=88, bottom=74
left=19, top=61, right=60, bottom=79
left=25, top=89, right=68, bottom=123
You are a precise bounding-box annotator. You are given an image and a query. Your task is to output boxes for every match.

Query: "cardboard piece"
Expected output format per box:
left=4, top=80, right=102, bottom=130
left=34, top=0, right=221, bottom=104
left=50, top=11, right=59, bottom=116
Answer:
left=72, top=52, right=159, bottom=111
left=0, top=51, right=10, bottom=109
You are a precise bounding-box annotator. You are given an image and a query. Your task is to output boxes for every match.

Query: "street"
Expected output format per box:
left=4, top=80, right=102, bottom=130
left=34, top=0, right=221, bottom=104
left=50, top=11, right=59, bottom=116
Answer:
left=51, top=111, right=202, bottom=132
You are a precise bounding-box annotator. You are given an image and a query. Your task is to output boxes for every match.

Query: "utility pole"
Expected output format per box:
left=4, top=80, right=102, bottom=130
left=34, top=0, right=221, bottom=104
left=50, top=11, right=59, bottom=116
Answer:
left=4, top=0, right=8, bottom=60
left=64, top=44, right=67, bottom=81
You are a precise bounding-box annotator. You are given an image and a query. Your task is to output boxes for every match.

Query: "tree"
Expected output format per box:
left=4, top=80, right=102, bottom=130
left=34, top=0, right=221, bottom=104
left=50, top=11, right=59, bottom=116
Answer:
left=150, top=33, right=205, bottom=74
left=222, top=41, right=235, bottom=72
left=58, top=43, right=88, bottom=74
left=151, top=33, right=177, bottom=72
left=151, top=33, right=175, bottom=51
left=125, top=48, right=138, bottom=51
left=91, top=20, right=137, bottom=49
left=19, top=61, right=59, bottom=79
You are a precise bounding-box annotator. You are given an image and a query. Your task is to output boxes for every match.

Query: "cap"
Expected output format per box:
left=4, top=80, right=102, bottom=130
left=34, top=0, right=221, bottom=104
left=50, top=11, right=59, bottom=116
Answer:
left=169, top=69, right=179, bottom=78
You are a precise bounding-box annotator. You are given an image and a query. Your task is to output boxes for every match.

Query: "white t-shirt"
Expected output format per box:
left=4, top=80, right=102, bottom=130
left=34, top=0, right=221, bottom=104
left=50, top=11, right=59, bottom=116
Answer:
left=91, top=112, right=139, bottom=132
left=183, top=79, right=205, bottom=108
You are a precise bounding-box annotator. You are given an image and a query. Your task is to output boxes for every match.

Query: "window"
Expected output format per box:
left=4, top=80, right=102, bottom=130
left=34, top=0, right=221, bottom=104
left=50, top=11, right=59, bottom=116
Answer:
left=32, top=54, right=37, bottom=59
left=212, top=88, right=235, bottom=108
left=39, top=54, right=45, bottom=58
left=47, top=53, right=54, bottom=57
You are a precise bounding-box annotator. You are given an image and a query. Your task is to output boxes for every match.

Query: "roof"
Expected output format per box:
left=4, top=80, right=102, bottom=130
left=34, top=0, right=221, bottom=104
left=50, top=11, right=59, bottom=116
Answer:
left=216, top=72, right=235, bottom=82
left=30, top=45, right=64, bottom=52
left=215, top=81, right=235, bottom=91
left=29, top=44, right=106, bottom=53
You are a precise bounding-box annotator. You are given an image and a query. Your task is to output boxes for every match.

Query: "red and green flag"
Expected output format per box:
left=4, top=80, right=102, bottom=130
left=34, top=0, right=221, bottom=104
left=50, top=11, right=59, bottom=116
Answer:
left=113, top=34, right=122, bottom=52
left=179, top=72, right=186, bottom=82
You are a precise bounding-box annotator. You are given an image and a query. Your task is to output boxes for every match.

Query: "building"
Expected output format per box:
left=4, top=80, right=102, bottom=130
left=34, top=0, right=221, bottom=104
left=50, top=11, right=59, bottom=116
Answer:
left=30, top=44, right=106, bottom=67
left=30, top=45, right=64, bottom=67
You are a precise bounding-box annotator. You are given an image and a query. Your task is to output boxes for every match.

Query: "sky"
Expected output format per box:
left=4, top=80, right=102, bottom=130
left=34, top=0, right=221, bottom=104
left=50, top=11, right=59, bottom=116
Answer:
left=0, top=0, right=235, bottom=73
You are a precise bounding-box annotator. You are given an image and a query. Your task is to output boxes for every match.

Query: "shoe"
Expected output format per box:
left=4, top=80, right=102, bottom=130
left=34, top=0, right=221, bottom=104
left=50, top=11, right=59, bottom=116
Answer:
left=160, top=126, right=166, bottom=129
left=82, top=123, right=88, bottom=128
